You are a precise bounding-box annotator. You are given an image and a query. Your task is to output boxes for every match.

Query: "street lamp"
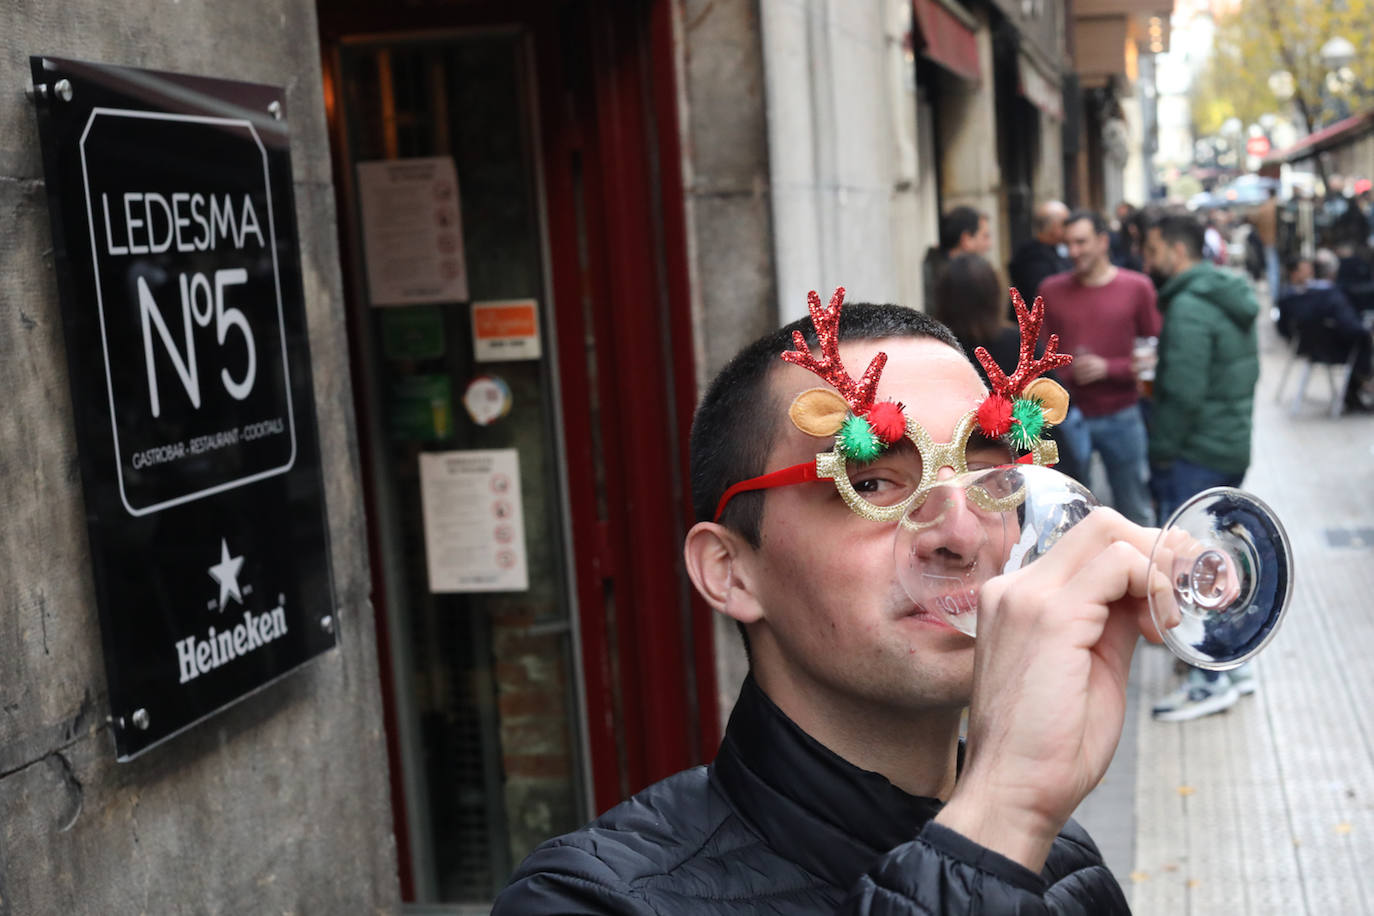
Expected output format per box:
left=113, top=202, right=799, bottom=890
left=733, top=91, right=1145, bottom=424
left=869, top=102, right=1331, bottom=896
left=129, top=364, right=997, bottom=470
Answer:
left=1320, top=36, right=1357, bottom=104
left=1320, top=36, right=1356, bottom=71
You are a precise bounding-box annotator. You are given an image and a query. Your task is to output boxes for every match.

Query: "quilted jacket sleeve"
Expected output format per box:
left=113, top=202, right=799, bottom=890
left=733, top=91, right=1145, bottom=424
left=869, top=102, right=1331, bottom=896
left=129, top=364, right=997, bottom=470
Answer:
left=840, top=821, right=1131, bottom=915
left=1149, top=292, right=1212, bottom=467
left=491, top=837, right=657, bottom=916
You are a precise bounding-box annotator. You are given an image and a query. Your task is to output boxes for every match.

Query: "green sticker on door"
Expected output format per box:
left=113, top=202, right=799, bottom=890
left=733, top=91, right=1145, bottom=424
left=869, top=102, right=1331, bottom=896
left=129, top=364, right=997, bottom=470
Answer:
left=388, top=374, right=453, bottom=440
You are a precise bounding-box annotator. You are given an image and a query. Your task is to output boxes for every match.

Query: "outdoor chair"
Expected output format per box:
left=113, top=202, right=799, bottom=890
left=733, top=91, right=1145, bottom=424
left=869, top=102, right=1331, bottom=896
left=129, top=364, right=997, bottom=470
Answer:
left=1273, top=315, right=1364, bottom=417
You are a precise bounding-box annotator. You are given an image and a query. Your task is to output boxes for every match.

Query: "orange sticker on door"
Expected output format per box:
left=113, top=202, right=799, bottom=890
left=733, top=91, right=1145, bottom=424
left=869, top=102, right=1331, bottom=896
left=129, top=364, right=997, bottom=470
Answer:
left=472, top=299, right=541, bottom=362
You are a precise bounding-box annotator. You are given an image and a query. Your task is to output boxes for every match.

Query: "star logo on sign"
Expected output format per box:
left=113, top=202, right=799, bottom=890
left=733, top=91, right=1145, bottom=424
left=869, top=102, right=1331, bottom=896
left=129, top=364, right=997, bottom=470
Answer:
left=208, top=539, right=245, bottom=610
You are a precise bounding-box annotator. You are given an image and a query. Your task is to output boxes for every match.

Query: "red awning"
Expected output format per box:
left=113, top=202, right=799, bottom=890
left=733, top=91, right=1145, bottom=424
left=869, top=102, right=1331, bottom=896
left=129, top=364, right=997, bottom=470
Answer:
left=912, top=0, right=981, bottom=84
left=1263, top=109, right=1374, bottom=166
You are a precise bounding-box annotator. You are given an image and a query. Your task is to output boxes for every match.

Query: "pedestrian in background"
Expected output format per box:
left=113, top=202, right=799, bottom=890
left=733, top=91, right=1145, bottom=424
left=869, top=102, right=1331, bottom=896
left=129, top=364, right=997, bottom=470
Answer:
left=1203, top=212, right=1228, bottom=266
left=1009, top=200, right=1071, bottom=306
left=1275, top=255, right=1313, bottom=338
left=1335, top=240, right=1374, bottom=316
left=1359, top=186, right=1374, bottom=248
left=1109, top=202, right=1144, bottom=272
left=933, top=253, right=1086, bottom=483
left=1319, top=175, right=1370, bottom=249
left=1281, top=249, right=1373, bottom=412
left=1040, top=210, right=1161, bottom=525
left=1142, top=213, right=1261, bottom=721
left=922, top=206, right=991, bottom=313
left=1253, top=187, right=1281, bottom=299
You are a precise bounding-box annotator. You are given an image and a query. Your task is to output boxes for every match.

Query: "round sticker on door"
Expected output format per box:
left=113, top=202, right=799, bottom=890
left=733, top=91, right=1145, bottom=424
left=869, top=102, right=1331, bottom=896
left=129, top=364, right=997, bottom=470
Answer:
left=463, top=374, right=513, bottom=426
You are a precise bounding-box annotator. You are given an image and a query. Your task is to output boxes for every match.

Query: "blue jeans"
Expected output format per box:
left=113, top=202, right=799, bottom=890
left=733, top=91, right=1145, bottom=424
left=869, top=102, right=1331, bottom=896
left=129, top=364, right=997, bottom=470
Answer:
left=1150, top=458, right=1244, bottom=524
left=1264, top=246, right=1280, bottom=302
left=1081, top=405, right=1153, bottom=525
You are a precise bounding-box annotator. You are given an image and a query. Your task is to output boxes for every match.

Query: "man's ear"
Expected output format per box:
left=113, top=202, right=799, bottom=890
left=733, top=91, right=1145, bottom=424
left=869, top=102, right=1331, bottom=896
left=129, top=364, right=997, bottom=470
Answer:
left=683, top=522, right=764, bottom=625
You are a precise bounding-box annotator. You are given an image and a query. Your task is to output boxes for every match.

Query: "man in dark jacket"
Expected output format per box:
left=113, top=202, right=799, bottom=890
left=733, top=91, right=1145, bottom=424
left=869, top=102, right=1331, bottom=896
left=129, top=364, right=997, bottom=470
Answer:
left=1283, top=249, right=1373, bottom=410
left=495, top=301, right=1176, bottom=914
left=1009, top=199, right=1071, bottom=305
left=1143, top=214, right=1261, bottom=722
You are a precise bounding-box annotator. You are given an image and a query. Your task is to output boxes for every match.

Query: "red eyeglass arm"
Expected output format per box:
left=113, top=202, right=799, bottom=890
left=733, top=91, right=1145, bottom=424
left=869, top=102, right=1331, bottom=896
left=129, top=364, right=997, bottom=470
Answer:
left=712, top=462, right=820, bottom=523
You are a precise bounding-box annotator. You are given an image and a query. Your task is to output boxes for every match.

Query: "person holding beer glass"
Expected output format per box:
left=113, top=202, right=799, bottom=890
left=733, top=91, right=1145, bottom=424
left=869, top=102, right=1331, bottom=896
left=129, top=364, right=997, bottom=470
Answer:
left=1142, top=213, right=1263, bottom=721
left=1039, top=211, right=1161, bottom=526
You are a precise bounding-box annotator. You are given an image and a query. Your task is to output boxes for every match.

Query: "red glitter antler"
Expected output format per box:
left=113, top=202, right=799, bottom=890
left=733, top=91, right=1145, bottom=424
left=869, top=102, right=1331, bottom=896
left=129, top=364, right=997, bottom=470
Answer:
left=975, top=289, right=1072, bottom=398
left=781, top=287, right=886, bottom=414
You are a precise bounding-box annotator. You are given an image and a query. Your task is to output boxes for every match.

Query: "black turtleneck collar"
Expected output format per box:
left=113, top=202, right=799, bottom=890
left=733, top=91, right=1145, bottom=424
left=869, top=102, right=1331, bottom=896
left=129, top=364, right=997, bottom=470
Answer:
left=711, top=674, right=957, bottom=891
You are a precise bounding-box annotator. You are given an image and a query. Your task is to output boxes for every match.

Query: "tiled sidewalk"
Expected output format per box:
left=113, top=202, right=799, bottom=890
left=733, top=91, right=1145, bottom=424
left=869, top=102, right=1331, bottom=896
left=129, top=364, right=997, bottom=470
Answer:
left=1078, top=305, right=1374, bottom=914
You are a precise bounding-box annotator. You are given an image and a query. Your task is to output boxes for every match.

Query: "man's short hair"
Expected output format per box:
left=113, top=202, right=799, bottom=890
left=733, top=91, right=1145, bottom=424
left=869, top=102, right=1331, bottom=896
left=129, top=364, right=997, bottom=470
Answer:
left=1065, top=209, right=1110, bottom=236
left=1313, top=248, right=1340, bottom=280
left=938, top=206, right=985, bottom=252
left=1150, top=213, right=1206, bottom=261
left=690, top=303, right=961, bottom=546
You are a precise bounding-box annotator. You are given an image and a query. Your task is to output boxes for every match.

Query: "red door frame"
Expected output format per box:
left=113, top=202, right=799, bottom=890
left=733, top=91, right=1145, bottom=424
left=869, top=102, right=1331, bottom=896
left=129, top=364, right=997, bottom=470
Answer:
left=537, top=0, right=720, bottom=810
left=317, top=0, right=717, bottom=894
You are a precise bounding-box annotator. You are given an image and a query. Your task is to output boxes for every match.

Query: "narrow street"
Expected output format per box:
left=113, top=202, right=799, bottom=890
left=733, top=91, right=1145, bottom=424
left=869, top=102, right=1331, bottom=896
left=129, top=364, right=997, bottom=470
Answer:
left=1076, top=288, right=1374, bottom=914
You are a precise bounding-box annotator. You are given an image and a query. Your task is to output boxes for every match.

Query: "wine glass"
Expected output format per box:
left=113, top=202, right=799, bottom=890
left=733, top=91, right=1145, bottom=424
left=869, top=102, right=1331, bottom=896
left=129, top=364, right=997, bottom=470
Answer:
left=894, top=464, right=1293, bottom=669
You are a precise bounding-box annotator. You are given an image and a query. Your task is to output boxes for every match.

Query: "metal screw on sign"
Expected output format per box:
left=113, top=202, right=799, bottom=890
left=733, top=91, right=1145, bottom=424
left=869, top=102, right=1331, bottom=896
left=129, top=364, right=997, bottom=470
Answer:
left=321, top=614, right=335, bottom=634
left=54, top=79, right=73, bottom=103
left=131, top=709, right=151, bottom=731
left=268, top=100, right=282, bottom=120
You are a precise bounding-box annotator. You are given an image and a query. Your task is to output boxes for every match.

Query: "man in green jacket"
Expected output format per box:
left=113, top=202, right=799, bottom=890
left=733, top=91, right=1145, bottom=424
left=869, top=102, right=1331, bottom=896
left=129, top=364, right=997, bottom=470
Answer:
left=1143, top=213, right=1261, bottom=721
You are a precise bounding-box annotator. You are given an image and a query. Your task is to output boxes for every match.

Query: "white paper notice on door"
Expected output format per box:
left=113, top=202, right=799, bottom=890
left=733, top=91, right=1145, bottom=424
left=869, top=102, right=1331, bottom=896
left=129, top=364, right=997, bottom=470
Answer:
left=418, top=449, right=528, bottom=593
left=356, top=157, right=469, bottom=305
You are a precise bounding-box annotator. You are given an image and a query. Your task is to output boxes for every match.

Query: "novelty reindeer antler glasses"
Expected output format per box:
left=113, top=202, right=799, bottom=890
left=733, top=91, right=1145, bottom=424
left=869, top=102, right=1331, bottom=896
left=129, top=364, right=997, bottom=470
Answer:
left=712, top=287, right=1075, bottom=525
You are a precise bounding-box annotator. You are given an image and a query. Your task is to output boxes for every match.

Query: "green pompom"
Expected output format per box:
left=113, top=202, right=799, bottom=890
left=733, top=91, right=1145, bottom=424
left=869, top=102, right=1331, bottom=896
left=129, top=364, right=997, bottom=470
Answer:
left=836, top=414, right=885, bottom=462
left=1008, top=398, right=1046, bottom=450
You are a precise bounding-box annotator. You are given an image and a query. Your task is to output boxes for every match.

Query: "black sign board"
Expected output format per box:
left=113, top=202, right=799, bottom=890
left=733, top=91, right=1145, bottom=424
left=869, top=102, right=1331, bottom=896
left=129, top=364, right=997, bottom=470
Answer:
left=30, top=57, right=338, bottom=760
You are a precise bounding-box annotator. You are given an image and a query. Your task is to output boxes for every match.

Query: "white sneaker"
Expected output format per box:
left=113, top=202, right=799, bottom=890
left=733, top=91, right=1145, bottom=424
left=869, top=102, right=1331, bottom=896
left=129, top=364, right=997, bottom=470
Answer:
left=1229, top=663, right=1257, bottom=696
left=1152, top=670, right=1240, bottom=722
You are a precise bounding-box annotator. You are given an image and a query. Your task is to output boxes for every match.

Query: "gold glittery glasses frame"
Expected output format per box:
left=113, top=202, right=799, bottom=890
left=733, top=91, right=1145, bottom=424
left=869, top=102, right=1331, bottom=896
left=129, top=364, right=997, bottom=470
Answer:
left=713, top=409, right=1052, bottom=527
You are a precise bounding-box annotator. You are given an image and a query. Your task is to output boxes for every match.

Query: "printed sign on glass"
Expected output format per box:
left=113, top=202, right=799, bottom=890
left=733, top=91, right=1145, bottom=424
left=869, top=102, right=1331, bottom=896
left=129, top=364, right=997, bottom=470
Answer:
left=356, top=157, right=470, bottom=306
left=472, top=299, right=541, bottom=362
left=419, top=449, right=529, bottom=593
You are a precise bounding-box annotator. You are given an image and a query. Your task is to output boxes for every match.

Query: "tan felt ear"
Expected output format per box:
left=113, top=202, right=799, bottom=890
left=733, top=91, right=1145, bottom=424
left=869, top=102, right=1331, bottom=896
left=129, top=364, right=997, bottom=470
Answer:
left=789, top=388, right=850, bottom=437
left=1024, top=378, right=1069, bottom=425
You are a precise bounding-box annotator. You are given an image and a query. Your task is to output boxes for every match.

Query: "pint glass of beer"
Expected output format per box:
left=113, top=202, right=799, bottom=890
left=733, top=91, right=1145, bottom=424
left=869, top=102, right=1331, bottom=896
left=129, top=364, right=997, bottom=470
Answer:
left=1133, top=335, right=1158, bottom=397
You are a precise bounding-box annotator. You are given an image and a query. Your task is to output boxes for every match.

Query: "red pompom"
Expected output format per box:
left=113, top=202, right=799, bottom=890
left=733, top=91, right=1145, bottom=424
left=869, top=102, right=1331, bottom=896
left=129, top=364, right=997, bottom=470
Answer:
left=866, top=400, right=907, bottom=444
left=977, top=394, right=1013, bottom=437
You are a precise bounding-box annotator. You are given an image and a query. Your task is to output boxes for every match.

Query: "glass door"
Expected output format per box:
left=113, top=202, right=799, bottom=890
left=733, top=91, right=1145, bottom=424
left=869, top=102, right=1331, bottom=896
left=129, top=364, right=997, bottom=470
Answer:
left=335, top=30, right=588, bottom=904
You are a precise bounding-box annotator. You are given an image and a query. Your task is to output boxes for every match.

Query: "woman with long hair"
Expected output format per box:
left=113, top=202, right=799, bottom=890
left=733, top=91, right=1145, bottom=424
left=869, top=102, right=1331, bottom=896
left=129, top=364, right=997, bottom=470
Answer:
left=932, top=254, right=1087, bottom=483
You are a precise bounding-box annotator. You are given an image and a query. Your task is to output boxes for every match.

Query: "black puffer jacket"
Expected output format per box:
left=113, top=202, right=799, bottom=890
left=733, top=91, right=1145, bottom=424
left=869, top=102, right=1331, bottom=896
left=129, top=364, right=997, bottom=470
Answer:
left=494, top=676, right=1130, bottom=914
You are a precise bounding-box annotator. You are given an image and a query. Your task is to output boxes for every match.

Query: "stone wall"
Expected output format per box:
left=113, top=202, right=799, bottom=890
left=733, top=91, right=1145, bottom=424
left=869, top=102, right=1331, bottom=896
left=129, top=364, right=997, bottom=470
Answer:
left=0, top=3, right=399, bottom=912
left=675, top=0, right=779, bottom=724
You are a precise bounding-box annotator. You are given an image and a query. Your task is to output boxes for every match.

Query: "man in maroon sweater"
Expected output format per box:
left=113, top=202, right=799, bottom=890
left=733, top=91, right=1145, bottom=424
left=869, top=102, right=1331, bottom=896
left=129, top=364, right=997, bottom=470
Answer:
left=1039, top=210, right=1162, bottom=525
